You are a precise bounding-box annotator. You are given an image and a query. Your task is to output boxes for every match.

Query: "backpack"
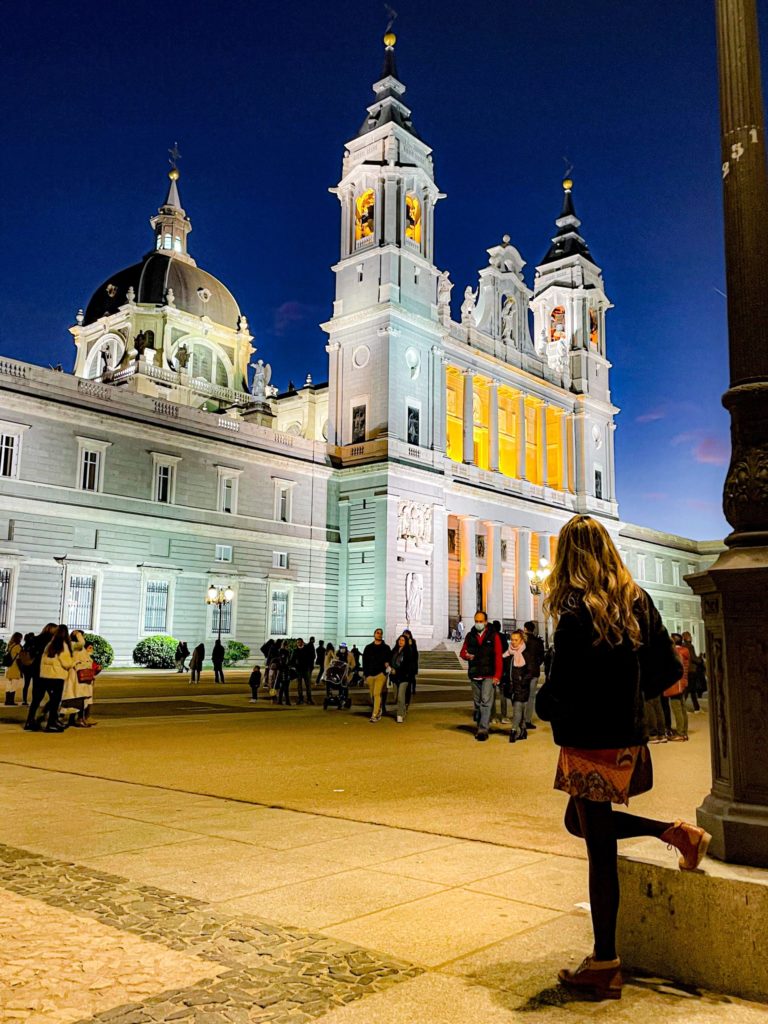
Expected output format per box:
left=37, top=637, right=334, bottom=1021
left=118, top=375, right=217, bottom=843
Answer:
left=2, top=651, right=12, bottom=668
left=18, top=648, right=34, bottom=668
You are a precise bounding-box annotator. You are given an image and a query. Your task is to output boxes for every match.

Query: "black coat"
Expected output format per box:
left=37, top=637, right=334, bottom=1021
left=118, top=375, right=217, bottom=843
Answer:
left=504, top=645, right=536, bottom=702
left=535, top=590, right=682, bottom=749
left=390, top=645, right=416, bottom=683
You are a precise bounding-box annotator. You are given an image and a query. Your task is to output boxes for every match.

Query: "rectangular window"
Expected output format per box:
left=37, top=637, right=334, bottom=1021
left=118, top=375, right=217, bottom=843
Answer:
left=270, top=590, right=289, bottom=635
left=272, top=551, right=289, bottom=569
left=476, top=535, right=486, bottom=559
left=220, top=477, right=234, bottom=513
left=278, top=487, right=290, bottom=522
left=655, top=558, right=664, bottom=584
left=687, top=562, right=696, bottom=576
left=447, top=528, right=457, bottom=555
left=211, top=600, right=233, bottom=636
left=156, top=464, right=173, bottom=503
left=0, top=435, right=19, bottom=478
left=672, top=563, right=681, bottom=587
left=0, top=568, right=11, bottom=628
left=594, top=469, right=603, bottom=500
left=637, top=554, right=647, bottom=581
left=215, top=544, right=233, bottom=562
left=352, top=404, right=366, bottom=443
left=80, top=450, right=100, bottom=492
left=407, top=406, right=420, bottom=446
left=144, top=580, right=169, bottom=633
left=67, top=575, right=95, bottom=631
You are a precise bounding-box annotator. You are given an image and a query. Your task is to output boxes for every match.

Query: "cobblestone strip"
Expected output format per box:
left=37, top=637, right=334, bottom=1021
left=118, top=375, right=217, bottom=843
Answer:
left=0, top=843, right=423, bottom=1024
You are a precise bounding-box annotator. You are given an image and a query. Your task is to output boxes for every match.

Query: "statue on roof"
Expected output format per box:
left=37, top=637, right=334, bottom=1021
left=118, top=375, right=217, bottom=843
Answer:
left=461, top=286, right=477, bottom=326
left=250, top=359, right=272, bottom=399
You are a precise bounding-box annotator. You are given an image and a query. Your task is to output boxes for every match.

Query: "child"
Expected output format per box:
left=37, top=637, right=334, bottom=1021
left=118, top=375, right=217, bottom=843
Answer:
left=249, top=664, right=262, bottom=703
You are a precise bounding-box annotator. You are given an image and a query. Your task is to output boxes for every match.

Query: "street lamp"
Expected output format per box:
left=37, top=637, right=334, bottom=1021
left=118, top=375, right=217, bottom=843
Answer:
left=527, top=559, right=551, bottom=596
left=206, top=584, right=234, bottom=642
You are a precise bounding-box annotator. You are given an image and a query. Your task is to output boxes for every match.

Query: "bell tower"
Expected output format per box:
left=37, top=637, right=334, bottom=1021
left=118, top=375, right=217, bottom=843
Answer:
left=531, top=179, right=618, bottom=513
left=323, top=32, right=445, bottom=455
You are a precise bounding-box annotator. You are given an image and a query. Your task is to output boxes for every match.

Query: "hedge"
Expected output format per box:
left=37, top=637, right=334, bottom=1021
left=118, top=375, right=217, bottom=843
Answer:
left=223, top=640, right=250, bottom=667
left=133, top=634, right=179, bottom=669
left=84, top=633, right=114, bottom=668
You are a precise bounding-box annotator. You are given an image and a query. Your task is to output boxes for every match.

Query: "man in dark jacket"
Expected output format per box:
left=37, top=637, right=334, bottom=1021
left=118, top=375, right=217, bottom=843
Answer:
left=315, top=641, right=326, bottom=686
left=523, top=621, right=545, bottom=730
left=460, top=611, right=503, bottom=741
left=362, top=628, right=392, bottom=723
left=211, top=639, right=225, bottom=684
left=292, top=638, right=315, bottom=705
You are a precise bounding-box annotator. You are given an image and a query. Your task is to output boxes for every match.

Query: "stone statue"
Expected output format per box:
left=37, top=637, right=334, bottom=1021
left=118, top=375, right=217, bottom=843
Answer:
left=176, top=344, right=190, bottom=369
left=126, top=286, right=135, bottom=303
left=501, top=295, right=517, bottom=344
left=100, top=348, right=109, bottom=374
left=238, top=314, right=249, bottom=333
left=397, top=500, right=433, bottom=547
left=405, top=572, right=424, bottom=624
left=437, top=270, right=453, bottom=309
left=536, top=327, right=570, bottom=381
left=134, top=331, right=148, bottom=357
left=250, top=359, right=272, bottom=399
left=165, top=288, right=175, bottom=307
left=461, top=286, right=477, bottom=325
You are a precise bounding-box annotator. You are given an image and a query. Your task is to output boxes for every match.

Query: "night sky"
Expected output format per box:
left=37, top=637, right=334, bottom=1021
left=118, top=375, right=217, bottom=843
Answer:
left=5, top=0, right=766, bottom=541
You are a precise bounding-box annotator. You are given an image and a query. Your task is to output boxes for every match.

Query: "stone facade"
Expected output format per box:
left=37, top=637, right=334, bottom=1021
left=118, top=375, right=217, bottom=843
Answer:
left=0, top=37, right=719, bottom=662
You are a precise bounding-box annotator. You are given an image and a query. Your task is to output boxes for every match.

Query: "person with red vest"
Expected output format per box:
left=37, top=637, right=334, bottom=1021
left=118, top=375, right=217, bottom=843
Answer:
left=460, top=610, right=503, bottom=742
left=666, top=634, right=690, bottom=741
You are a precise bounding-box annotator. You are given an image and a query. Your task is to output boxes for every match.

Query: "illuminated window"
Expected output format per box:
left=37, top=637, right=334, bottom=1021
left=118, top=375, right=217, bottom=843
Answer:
left=589, top=309, right=599, bottom=347
left=174, top=236, right=182, bottom=252
left=405, top=194, right=422, bottom=244
left=550, top=306, right=566, bottom=342
left=163, top=233, right=172, bottom=250
left=354, top=189, right=375, bottom=242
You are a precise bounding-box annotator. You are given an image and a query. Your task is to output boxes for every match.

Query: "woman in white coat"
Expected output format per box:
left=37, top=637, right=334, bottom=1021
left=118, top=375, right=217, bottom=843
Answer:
left=4, top=632, right=23, bottom=706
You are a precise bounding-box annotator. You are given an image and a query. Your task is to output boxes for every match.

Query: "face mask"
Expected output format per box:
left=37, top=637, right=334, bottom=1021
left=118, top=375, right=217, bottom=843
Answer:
left=473, top=623, right=485, bottom=632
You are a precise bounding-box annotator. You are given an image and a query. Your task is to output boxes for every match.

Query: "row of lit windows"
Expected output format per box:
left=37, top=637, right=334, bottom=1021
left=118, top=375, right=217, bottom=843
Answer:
left=353, top=189, right=422, bottom=246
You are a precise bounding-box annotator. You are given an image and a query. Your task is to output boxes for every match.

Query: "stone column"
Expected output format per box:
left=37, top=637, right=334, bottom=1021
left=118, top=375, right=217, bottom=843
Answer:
left=514, top=527, right=533, bottom=626
left=607, top=422, right=617, bottom=500
left=538, top=402, right=548, bottom=487
left=573, top=407, right=588, bottom=496
left=516, top=392, right=527, bottom=480
left=559, top=410, right=569, bottom=491
left=485, top=521, right=503, bottom=621
left=338, top=499, right=350, bottom=639
left=488, top=379, right=500, bottom=473
left=432, top=347, right=447, bottom=453
left=432, top=504, right=449, bottom=640
left=459, top=516, right=478, bottom=628
left=462, top=369, right=475, bottom=464
left=688, top=0, right=768, bottom=868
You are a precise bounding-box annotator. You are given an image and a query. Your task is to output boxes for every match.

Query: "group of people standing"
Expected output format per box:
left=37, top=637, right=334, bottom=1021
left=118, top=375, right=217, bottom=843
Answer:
left=459, top=617, right=546, bottom=742
left=3, top=624, right=101, bottom=732
left=644, top=630, right=706, bottom=743
left=360, top=628, right=419, bottom=723
left=174, top=640, right=227, bottom=684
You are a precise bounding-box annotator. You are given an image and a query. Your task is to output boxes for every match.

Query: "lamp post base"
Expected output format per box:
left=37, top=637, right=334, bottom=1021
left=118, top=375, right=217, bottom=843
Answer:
left=697, top=793, right=768, bottom=869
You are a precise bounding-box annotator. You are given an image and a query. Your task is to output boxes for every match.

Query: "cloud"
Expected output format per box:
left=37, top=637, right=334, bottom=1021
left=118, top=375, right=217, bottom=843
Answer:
left=641, top=491, right=669, bottom=501
left=636, top=407, right=667, bottom=423
left=635, top=400, right=700, bottom=424
left=671, top=430, right=729, bottom=466
left=272, top=300, right=317, bottom=336
left=680, top=497, right=721, bottom=512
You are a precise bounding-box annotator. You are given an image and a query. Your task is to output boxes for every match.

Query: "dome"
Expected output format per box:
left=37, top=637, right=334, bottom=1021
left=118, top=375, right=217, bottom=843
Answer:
left=83, top=252, right=242, bottom=330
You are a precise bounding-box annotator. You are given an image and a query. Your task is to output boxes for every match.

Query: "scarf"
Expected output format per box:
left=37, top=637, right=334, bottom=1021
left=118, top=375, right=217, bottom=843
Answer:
left=510, top=643, right=526, bottom=668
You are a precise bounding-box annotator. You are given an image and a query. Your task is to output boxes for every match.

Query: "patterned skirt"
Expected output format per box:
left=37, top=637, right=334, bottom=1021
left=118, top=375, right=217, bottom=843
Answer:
left=555, top=745, right=653, bottom=806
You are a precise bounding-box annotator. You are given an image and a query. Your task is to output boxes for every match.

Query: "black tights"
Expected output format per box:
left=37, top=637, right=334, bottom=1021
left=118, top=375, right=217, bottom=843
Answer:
left=564, top=797, right=672, bottom=961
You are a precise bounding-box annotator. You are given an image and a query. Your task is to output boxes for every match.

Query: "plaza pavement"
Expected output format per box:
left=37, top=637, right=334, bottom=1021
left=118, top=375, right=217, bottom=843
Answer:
left=0, top=671, right=766, bottom=1024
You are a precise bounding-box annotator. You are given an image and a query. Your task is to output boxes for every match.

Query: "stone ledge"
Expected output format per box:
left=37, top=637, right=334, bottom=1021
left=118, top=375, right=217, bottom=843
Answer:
left=617, top=851, right=768, bottom=1003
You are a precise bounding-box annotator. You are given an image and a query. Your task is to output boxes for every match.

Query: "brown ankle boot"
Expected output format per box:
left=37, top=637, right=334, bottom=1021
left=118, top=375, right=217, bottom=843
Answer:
left=660, top=820, right=711, bottom=870
left=558, top=954, right=623, bottom=1000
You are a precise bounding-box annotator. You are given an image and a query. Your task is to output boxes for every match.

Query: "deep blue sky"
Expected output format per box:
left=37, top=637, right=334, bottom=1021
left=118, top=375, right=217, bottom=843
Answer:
left=4, top=0, right=765, bottom=540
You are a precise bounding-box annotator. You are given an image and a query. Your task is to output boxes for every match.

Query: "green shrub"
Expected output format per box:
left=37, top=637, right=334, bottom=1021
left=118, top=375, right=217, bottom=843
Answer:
left=133, top=634, right=179, bottom=668
left=223, top=640, right=250, bottom=667
left=84, top=633, right=114, bottom=668
left=0, top=638, right=7, bottom=666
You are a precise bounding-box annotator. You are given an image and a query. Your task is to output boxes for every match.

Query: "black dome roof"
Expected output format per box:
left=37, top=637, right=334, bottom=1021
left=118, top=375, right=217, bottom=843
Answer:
left=84, top=252, right=241, bottom=330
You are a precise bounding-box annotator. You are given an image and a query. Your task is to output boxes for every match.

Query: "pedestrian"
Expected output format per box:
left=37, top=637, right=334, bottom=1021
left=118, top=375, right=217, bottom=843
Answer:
left=82, top=640, right=102, bottom=726
left=401, top=629, right=419, bottom=706
left=266, top=640, right=283, bottom=700
left=306, top=636, right=316, bottom=693
left=459, top=610, right=503, bottom=742
left=60, top=630, right=93, bottom=728
left=277, top=643, right=292, bottom=704
left=507, top=629, right=536, bottom=743
left=29, top=624, right=74, bottom=733
left=666, top=634, right=690, bottom=741
left=350, top=644, right=362, bottom=686
left=362, top=628, right=392, bottom=723
left=315, top=640, right=326, bottom=686
left=23, top=623, right=58, bottom=730
left=189, top=643, right=205, bottom=684
left=248, top=664, right=261, bottom=702
left=680, top=631, right=702, bottom=712
left=292, top=638, right=314, bottom=705
left=390, top=634, right=416, bottom=723
left=175, top=640, right=190, bottom=673
left=3, top=632, right=23, bottom=706
left=212, top=639, right=226, bottom=684
left=20, top=632, right=36, bottom=704
left=523, top=621, right=545, bottom=731
left=322, top=642, right=336, bottom=677
left=536, top=514, right=709, bottom=1001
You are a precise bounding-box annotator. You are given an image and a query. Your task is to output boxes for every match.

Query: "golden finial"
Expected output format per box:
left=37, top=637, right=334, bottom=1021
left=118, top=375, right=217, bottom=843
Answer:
left=563, top=177, right=573, bottom=191
left=383, top=31, right=396, bottom=47
left=169, top=167, right=180, bottom=181
left=384, top=4, right=397, bottom=48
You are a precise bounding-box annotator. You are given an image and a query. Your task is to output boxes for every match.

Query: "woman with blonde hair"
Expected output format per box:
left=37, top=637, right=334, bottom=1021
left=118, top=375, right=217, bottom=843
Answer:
left=536, top=515, right=710, bottom=1001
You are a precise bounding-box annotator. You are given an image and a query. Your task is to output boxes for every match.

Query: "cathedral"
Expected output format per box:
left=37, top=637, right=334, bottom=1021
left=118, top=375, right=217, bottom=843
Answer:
left=0, top=34, right=718, bottom=662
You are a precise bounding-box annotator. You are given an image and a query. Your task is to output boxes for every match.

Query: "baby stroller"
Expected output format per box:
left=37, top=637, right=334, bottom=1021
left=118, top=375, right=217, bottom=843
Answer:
left=323, top=657, right=352, bottom=710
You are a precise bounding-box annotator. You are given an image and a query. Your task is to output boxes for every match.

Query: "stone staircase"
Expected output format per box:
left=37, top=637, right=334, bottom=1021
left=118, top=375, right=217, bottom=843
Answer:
left=418, top=649, right=462, bottom=670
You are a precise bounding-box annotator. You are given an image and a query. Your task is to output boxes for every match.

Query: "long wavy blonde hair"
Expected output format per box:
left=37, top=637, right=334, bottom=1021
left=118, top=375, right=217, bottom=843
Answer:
left=544, top=515, right=644, bottom=648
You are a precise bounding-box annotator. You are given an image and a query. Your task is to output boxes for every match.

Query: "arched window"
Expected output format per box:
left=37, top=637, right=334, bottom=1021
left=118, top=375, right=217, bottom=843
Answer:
left=405, top=194, right=422, bottom=244
left=173, top=236, right=182, bottom=252
left=163, top=233, right=172, bottom=250
left=354, top=189, right=375, bottom=242
left=550, top=306, right=566, bottom=343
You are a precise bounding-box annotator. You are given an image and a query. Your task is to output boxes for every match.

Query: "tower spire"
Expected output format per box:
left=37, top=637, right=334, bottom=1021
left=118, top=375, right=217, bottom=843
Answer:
left=356, top=30, right=419, bottom=139
left=149, top=154, right=194, bottom=264
left=540, top=177, right=595, bottom=266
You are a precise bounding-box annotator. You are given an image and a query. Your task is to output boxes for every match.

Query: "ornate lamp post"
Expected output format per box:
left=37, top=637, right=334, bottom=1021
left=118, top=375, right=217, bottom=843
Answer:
left=206, top=585, right=234, bottom=643
left=687, top=0, right=768, bottom=867
left=527, top=558, right=550, bottom=596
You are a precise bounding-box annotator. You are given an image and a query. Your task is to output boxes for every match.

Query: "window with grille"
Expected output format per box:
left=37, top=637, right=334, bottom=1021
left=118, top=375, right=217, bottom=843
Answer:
left=212, top=600, right=232, bottom=635
left=270, top=590, right=288, bottom=636
left=80, top=450, right=100, bottom=492
left=0, top=568, right=11, bottom=628
left=144, top=580, right=169, bottom=633
left=0, top=435, right=19, bottom=478
left=67, top=575, right=95, bottom=631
